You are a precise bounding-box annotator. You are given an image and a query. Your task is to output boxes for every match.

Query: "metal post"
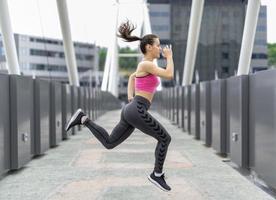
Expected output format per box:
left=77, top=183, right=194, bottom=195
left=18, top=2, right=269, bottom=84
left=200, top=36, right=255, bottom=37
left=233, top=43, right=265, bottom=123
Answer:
left=56, top=0, right=79, bottom=86
left=237, top=0, right=261, bottom=75
left=0, top=0, right=20, bottom=75
left=182, top=0, right=205, bottom=86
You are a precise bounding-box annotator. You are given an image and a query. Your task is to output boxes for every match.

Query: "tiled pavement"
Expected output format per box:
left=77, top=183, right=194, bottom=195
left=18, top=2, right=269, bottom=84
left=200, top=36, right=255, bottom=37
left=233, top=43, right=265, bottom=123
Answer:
left=0, top=110, right=275, bottom=200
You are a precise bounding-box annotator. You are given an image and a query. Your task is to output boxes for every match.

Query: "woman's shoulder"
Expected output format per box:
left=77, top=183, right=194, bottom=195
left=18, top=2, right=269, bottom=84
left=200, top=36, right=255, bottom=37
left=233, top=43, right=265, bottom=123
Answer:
left=138, top=61, right=156, bottom=71
left=135, top=68, right=150, bottom=78
left=136, top=61, right=159, bottom=77
left=135, top=70, right=150, bottom=78
left=138, top=60, right=154, bottom=65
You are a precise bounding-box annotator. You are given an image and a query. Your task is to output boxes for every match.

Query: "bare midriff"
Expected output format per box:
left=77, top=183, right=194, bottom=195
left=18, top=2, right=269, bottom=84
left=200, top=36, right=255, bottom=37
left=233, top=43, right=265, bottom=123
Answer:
left=134, top=71, right=157, bottom=103
left=135, top=90, right=154, bottom=103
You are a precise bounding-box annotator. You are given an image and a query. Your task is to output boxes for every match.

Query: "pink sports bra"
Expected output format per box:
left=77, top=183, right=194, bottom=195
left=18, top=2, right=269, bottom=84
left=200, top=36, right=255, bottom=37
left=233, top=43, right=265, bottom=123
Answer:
left=135, top=73, right=160, bottom=94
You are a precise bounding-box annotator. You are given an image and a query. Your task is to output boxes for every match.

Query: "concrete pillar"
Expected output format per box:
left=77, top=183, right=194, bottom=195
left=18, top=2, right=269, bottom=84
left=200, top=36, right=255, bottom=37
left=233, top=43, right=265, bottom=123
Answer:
left=0, top=0, right=21, bottom=75
left=182, top=0, right=205, bottom=86
left=237, top=0, right=261, bottom=75
left=142, top=1, right=152, bottom=35
left=101, top=45, right=111, bottom=91
left=56, top=0, right=79, bottom=86
left=107, top=2, right=119, bottom=97
left=108, top=37, right=118, bottom=97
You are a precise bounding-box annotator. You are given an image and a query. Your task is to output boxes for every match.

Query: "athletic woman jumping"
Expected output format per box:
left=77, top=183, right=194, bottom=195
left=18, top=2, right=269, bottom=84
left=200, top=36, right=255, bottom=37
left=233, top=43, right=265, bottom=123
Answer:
left=65, top=20, right=174, bottom=192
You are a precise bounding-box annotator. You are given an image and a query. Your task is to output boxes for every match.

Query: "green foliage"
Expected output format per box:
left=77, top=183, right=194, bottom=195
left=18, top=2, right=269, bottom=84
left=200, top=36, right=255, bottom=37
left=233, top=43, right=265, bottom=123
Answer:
left=98, top=46, right=138, bottom=71
left=119, top=47, right=138, bottom=71
left=268, top=43, right=276, bottom=67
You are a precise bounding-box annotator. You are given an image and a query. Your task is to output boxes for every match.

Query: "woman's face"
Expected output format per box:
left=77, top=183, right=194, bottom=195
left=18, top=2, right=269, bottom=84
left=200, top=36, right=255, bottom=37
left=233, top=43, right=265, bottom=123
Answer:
left=147, top=38, right=161, bottom=58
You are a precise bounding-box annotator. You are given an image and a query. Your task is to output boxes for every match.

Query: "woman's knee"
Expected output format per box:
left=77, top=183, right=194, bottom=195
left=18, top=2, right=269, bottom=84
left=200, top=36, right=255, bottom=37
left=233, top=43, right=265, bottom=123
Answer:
left=167, top=134, right=171, bottom=144
left=162, top=133, right=171, bottom=144
left=159, top=130, right=171, bottom=144
left=105, top=143, right=116, bottom=150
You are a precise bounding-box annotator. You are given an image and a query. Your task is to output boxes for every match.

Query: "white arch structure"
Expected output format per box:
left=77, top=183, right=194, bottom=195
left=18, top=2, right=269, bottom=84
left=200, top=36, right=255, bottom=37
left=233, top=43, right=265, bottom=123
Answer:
left=0, top=0, right=261, bottom=89
left=182, top=0, right=261, bottom=85
left=101, top=0, right=162, bottom=97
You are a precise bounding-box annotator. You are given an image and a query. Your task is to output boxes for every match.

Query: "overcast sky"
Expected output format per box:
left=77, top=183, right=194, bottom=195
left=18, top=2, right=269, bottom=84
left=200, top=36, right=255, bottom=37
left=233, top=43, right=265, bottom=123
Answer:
left=5, top=0, right=276, bottom=48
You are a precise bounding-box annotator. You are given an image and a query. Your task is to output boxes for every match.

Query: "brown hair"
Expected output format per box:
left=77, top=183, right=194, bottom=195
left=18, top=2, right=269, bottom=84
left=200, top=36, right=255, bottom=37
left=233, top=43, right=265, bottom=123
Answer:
left=117, top=20, right=158, bottom=54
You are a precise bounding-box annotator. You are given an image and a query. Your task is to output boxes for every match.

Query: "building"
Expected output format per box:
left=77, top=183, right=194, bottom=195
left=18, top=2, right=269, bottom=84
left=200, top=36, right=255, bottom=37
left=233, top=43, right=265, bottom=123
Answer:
left=148, top=1, right=173, bottom=86
left=251, top=6, right=268, bottom=72
left=148, top=0, right=268, bottom=84
left=0, top=33, right=100, bottom=86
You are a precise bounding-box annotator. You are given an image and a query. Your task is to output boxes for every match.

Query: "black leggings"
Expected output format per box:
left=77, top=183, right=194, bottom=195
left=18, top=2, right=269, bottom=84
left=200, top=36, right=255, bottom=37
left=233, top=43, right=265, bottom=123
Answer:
left=83, top=95, right=171, bottom=173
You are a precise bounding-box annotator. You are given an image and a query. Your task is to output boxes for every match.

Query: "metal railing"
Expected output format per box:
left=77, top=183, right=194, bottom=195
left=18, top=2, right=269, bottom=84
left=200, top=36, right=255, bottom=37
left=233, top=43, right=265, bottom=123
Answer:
left=153, top=68, right=276, bottom=190
left=0, top=74, right=121, bottom=175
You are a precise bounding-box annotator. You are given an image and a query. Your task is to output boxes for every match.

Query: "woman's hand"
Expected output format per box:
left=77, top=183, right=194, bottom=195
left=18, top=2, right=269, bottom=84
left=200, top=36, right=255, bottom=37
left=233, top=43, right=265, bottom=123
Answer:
left=128, top=96, right=134, bottom=102
left=162, top=44, right=173, bottom=58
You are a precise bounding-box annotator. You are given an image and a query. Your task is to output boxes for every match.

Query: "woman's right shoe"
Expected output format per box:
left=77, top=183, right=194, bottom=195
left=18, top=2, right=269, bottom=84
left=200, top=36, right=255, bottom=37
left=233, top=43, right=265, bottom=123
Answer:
left=147, top=172, right=171, bottom=192
left=65, top=108, right=86, bottom=131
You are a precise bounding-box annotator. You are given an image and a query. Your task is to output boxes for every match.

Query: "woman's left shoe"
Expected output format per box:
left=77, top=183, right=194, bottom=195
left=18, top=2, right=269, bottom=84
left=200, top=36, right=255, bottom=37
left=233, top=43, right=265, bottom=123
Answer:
left=65, top=108, right=86, bottom=131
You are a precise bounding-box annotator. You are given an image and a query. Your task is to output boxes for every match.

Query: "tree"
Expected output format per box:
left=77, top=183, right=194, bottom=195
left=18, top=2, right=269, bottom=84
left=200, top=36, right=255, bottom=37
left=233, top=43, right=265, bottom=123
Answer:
left=98, top=46, right=139, bottom=71
left=268, top=43, right=276, bottom=67
left=119, top=47, right=139, bottom=71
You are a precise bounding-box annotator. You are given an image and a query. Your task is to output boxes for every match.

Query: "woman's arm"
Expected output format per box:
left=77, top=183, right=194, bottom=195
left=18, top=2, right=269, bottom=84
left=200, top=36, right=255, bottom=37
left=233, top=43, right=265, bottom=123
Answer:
left=127, top=72, right=136, bottom=102
left=140, top=46, right=174, bottom=80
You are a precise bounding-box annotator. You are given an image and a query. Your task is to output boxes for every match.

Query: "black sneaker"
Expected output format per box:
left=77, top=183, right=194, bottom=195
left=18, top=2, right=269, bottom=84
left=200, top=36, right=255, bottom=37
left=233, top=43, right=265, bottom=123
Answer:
left=65, top=109, right=86, bottom=131
left=148, top=172, right=171, bottom=192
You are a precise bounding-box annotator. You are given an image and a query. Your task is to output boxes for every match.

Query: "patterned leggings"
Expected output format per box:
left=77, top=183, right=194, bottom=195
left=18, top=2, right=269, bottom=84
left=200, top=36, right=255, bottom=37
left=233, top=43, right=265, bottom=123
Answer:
left=83, top=95, right=171, bottom=173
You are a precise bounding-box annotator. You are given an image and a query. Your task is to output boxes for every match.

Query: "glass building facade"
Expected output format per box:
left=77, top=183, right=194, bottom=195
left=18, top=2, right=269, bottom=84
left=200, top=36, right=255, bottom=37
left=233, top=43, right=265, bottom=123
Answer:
left=0, top=33, right=99, bottom=84
left=149, top=0, right=267, bottom=84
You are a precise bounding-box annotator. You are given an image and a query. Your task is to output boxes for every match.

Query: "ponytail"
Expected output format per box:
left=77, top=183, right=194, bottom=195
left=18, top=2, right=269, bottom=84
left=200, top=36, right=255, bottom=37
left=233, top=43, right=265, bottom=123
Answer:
left=118, top=20, right=159, bottom=54
left=117, top=20, right=142, bottom=42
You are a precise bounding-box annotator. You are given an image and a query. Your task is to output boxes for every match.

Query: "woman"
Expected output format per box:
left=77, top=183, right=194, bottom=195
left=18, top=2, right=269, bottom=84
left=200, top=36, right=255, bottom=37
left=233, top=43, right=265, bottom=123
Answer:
left=65, top=20, right=174, bottom=192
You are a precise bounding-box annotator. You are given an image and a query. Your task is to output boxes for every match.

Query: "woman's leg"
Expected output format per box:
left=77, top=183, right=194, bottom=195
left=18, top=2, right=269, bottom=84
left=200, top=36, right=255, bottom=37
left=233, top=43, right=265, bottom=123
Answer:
left=83, top=106, right=135, bottom=149
left=124, top=97, right=171, bottom=174
left=124, top=96, right=172, bottom=191
left=132, top=110, right=171, bottom=173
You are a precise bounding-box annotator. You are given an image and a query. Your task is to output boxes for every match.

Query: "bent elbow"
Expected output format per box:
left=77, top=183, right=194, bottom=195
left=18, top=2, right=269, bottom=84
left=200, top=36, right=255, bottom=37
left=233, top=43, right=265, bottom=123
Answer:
left=167, top=74, right=174, bottom=80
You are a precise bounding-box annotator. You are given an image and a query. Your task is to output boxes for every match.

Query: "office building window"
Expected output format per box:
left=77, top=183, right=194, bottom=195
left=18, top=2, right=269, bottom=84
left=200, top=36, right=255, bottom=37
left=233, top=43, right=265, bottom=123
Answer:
left=252, top=53, right=268, bottom=59
left=29, top=37, right=61, bottom=45
left=30, top=63, right=68, bottom=71
left=152, top=25, right=169, bottom=31
left=222, top=52, right=229, bottom=59
left=85, top=55, right=94, bottom=60
left=257, top=25, right=266, bottom=32
left=220, top=66, right=230, bottom=79
left=150, top=11, right=169, bottom=17
left=74, top=43, right=93, bottom=49
left=255, top=39, right=266, bottom=46
left=259, top=12, right=266, bottom=18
